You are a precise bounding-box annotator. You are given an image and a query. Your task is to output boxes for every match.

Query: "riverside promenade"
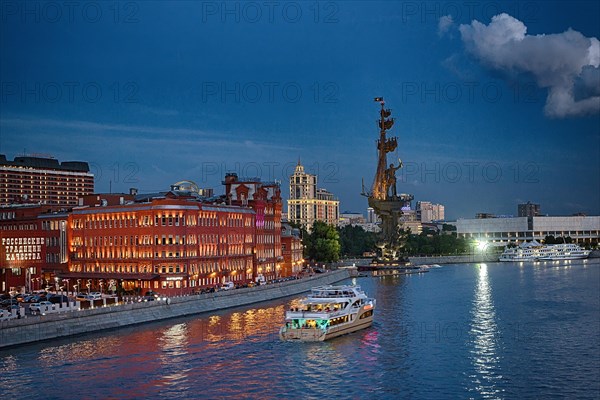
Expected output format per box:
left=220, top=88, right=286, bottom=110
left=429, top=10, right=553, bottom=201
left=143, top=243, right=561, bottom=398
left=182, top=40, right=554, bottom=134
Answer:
left=0, top=269, right=350, bottom=349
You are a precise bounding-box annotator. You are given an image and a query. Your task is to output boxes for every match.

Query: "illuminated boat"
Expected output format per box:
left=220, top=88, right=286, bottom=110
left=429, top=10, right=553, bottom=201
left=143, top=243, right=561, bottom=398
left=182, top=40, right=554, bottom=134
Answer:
left=537, top=243, right=591, bottom=260
left=279, top=285, right=375, bottom=341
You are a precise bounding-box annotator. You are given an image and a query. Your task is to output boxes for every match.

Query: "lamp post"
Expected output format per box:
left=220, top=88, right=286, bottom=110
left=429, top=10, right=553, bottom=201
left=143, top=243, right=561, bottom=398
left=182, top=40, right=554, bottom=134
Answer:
left=63, top=279, right=70, bottom=297
left=86, top=279, right=91, bottom=294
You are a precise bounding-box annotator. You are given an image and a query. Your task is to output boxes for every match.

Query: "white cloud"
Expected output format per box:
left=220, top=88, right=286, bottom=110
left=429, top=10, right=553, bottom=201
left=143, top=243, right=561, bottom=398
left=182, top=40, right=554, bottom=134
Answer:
left=438, top=15, right=454, bottom=37
left=459, top=13, right=600, bottom=117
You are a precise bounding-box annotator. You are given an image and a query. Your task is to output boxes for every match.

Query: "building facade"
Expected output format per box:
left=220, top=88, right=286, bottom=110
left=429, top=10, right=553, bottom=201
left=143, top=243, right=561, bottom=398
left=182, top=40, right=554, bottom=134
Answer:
left=281, top=223, right=303, bottom=277
left=518, top=202, right=541, bottom=217
left=223, top=173, right=283, bottom=282
left=288, top=161, right=339, bottom=229
left=67, top=193, right=256, bottom=296
left=0, top=205, right=68, bottom=293
left=0, top=154, right=94, bottom=207
left=416, top=201, right=445, bottom=223
left=456, top=216, right=600, bottom=245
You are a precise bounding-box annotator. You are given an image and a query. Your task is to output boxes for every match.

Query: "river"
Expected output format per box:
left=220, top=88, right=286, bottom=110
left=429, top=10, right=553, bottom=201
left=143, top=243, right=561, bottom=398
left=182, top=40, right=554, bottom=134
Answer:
left=1, top=260, right=598, bottom=399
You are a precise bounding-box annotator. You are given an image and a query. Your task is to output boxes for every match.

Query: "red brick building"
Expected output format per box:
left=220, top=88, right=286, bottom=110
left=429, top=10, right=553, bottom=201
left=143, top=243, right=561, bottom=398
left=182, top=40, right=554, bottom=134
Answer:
left=223, top=173, right=283, bottom=281
left=281, top=222, right=303, bottom=277
left=0, top=154, right=94, bottom=207
left=0, top=205, right=67, bottom=293
left=66, top=191, right=256, bottom=295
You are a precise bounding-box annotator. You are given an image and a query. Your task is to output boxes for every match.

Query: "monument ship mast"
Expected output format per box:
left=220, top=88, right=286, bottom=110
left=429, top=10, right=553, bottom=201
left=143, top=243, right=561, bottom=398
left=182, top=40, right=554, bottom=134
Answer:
left=365, top=97, right=412, bottom=264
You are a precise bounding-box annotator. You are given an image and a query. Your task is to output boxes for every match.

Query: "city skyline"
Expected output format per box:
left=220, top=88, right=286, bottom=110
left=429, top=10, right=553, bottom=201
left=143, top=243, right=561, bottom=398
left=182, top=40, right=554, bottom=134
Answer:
left=1, top=1, right=598, bottom=220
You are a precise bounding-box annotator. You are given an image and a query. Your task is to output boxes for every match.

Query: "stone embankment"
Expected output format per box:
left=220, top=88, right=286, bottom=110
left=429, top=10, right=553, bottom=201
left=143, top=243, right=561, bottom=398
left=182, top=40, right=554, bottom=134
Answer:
left=0, top=269, right=350, bottom=349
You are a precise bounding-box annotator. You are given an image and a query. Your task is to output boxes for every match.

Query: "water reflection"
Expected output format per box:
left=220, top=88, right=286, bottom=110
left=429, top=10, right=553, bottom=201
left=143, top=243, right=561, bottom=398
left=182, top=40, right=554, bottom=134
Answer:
left=469, top=263, right=503, bottom=399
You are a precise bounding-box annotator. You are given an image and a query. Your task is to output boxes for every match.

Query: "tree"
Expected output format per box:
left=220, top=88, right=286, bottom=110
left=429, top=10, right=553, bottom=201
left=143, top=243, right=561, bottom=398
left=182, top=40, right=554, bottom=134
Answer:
left=337, top=225, right=377, bottom=257
left=304, top=221, right=341, bottom=263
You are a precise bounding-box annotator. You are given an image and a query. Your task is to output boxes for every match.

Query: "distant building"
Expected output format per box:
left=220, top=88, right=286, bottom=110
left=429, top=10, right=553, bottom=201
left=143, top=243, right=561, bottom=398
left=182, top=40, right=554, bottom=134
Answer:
left=476, top=213, right=496, bottom=219
left=287, top=161, right=339, bottom=229
left=339, top=211, right=366, bottom=227
left=456, top=216, right=600, bottom=245
left=366, top=207, right=377, bottom=223
left=0, top=154, right=94, bottom=207
left=416, top=201, right=445, bottom=222
left=518, top=201, right=541, bottom=217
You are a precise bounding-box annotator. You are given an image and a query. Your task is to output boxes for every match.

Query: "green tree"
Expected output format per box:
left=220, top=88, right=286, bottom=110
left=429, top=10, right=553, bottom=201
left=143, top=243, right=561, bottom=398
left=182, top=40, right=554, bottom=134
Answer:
left=337, top=225, right=377, bottom=257
left=304, top=221, right=341, bottom=263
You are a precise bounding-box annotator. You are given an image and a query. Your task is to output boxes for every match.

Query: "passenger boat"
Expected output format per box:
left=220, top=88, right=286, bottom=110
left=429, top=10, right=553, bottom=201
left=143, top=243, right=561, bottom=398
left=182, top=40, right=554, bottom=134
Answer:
left=279, top=285, right=376, bottom=341
left=537, top=243, right=591, bottom=260
left=499, top=241, right=590, bottom=261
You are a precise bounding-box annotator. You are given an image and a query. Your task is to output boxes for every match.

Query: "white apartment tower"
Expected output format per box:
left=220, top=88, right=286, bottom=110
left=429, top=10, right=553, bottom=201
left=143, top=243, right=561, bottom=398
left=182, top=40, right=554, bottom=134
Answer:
left=288, top=161, right=339, bottom=229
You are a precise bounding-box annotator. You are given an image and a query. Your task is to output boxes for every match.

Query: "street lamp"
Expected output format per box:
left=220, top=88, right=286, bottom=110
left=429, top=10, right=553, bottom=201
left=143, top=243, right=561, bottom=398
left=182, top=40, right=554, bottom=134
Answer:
left=86, top=279, right=91, bottom=294
left=63, top=279, right=70, bottom=297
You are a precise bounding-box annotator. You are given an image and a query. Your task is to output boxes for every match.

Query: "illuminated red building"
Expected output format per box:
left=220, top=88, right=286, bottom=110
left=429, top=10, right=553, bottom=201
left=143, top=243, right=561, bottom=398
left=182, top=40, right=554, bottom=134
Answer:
left=0, top=154, right=94, bottom=207
left=65, top=191, right=256, bottom=295
left=281, top=222, right=303, bottom=277
left=0, top=205, right=67, bottom=293
left=223, top=173, right=283, bottom=281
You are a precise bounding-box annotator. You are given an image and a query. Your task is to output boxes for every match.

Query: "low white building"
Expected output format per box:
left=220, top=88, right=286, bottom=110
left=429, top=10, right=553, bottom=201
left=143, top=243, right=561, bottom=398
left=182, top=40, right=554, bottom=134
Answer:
left=456, top=216, right=600, bottom=245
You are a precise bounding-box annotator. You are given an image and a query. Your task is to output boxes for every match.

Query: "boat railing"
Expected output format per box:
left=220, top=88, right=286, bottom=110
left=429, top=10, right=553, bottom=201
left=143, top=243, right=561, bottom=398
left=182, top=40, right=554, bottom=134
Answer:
left=287, top=309, right=347, bottom=319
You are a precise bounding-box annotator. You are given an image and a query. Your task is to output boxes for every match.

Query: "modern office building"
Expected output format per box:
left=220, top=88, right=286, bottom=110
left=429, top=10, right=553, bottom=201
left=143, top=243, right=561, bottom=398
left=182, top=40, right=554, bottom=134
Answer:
left=287, top=161, right=339, bottom=229
left=456, top=215, right=600, bottom=245
left=0, top=154, right=94, bottom=207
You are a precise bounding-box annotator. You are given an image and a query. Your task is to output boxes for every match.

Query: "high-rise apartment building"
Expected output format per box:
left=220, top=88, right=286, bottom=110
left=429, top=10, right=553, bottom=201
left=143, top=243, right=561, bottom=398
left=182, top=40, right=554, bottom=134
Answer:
left=287, top=161, right=339, bottom=229
left=518, top=201, right=541, bottom=217
left=0, top=154, right=94, bottom=207
left=416, top=201, right=445, bottom=222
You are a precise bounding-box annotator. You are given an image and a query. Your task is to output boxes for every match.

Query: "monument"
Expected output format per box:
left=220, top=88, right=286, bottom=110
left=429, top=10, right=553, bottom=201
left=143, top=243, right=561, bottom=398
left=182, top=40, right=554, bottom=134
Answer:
left=363, top=97, right=414, bottom=264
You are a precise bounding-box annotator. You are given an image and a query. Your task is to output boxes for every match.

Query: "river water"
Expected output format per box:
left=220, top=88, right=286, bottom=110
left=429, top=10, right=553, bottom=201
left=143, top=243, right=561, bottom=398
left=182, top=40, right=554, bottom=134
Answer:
left=1, top=260, right=599, bottom=399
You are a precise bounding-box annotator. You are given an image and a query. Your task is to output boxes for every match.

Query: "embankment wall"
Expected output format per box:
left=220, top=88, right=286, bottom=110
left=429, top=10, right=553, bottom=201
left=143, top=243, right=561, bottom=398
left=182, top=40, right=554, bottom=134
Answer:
left=0, top=270, right=350, bottom=349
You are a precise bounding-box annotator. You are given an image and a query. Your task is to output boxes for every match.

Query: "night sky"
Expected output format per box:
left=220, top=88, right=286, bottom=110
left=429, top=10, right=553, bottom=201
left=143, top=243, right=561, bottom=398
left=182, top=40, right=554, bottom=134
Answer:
left=1, top=1, right=598, bottom=220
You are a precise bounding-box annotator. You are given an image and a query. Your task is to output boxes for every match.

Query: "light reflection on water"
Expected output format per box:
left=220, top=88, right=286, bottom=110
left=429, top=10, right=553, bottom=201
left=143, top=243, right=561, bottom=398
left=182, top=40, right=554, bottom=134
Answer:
left=469, top=263, right=503, bottom=399
left=0, top=261, right=598, bottom=399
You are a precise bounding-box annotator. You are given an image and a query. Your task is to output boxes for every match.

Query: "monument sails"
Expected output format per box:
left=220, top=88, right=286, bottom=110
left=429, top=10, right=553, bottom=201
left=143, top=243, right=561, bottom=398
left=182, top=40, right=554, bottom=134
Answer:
left=364, top=97, right=413, bottom=263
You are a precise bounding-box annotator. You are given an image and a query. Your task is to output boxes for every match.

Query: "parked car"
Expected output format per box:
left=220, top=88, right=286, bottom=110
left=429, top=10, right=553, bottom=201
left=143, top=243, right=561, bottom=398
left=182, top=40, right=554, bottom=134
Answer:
left=87, top=292, right=102, bottom=300
left=220, top=282, right=235, bottom=291
left=30, top=301, right=54, bottom=313
left=139, top=296, right=155, bottom=302
left=48, top=295, right=70, bottom=304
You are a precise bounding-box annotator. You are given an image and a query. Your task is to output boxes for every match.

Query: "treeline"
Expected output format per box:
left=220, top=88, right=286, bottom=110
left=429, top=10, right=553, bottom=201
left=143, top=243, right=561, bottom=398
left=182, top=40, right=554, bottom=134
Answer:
left=301, top=223, right=474, bottom=263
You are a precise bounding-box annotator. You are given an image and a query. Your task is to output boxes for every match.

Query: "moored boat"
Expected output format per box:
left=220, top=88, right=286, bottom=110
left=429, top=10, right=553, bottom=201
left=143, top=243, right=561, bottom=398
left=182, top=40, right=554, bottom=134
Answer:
left=537, top=243, right=591, bottom=260
left=279, top=285, right=375, bottom=341
left=499, top=241, right=591, bottom=261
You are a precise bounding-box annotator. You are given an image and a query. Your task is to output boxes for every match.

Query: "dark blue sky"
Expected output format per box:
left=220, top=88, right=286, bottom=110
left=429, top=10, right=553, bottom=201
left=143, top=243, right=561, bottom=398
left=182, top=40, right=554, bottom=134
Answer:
left=1, top=1, right=598, bottom=219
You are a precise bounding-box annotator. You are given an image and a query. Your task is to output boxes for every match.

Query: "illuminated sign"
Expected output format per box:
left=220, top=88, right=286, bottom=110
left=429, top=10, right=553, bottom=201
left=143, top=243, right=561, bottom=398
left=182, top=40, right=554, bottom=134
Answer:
left=166, top=276, right=183, bottom=281
left=1, top=237, right=44, bottom=262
